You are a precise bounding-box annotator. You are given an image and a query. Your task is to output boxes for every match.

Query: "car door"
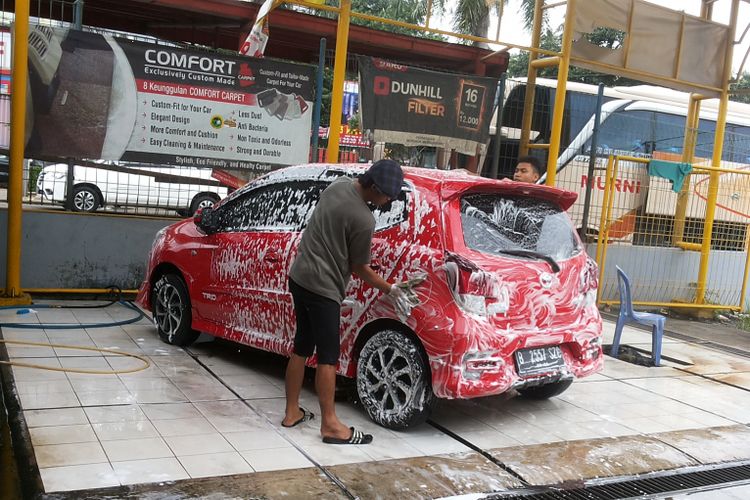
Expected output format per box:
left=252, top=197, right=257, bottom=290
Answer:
left=200, top=179, right=326, bottom=354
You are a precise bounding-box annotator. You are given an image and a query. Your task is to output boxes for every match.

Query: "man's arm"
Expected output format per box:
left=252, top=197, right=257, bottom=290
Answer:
left=351, top=263, right=391, bottom=294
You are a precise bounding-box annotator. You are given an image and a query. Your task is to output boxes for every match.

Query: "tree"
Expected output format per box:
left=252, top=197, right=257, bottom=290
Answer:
left=452, top=0, right=538, bottom=41
left=730, top=72, right=750, bottom=104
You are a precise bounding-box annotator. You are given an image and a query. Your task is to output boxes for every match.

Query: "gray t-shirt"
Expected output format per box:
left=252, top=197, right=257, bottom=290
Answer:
left=289, top=177, right=375, bottom=303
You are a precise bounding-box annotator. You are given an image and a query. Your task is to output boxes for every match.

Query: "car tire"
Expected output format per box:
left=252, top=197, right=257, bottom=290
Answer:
left=151, top=273, right=200, bottom=346
left=517, top=378, right=573, bottom=399
left=189, top=193, right=219, bottom=216
left=72, top=185, right=101, bottom=212
left=356, top=330, right=434, bottom=430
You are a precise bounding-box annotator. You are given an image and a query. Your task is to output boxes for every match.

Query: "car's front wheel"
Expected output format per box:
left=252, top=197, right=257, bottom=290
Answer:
left=151, top=273, right=199, bottom=346
left=517, top=378, right=573, bottom=399
left=72, top=185, right=101, bottom=212
left=356, top=330, right=434, bottom=430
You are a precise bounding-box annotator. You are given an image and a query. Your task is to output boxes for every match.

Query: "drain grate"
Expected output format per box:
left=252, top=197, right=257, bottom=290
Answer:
left=488, top=461, right=750, bottom=499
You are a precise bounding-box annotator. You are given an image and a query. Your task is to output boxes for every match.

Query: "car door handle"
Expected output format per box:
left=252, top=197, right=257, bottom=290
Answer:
left=264, top=251, right=281, bottom=263
left=370, top=259, right=381, bottom=271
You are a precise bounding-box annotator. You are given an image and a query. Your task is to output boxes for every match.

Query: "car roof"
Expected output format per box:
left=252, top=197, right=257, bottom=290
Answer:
left=257, top=163, right=578, bottom=210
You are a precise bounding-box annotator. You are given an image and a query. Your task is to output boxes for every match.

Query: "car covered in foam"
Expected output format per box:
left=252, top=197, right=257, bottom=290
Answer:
left=136, top=163, right=603, bottom=429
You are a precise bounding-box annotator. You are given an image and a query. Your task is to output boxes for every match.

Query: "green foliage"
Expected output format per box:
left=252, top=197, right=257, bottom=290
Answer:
left=730, top=72, right=750, bottom=104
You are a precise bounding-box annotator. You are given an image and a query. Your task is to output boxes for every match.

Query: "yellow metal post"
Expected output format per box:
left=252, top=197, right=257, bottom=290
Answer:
left=1, top=1, right=32, bottom=305
left=673, top=94, right=699, bottom=246
left=696, top=0, right=739, bottom=305
left=596, top=155, right=617, bottom=306
left=545, top=0, right=576, bottom=186
left=325, top=0, right=351, bottom=163
left=519, top=0, right=544, bottom=156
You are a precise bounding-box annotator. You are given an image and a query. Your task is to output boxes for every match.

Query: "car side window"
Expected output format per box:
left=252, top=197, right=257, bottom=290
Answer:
left=373, top=189, right=410, bottom=232
left=216, top=180, right=325, bottom=232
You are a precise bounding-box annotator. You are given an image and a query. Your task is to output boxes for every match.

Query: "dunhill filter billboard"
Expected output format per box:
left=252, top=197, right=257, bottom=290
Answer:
left=358, top=56, right=497, bottom=155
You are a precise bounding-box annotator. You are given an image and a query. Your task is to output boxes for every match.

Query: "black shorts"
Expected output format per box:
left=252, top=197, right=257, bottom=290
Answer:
left=289, top=278, right=341, bottom=365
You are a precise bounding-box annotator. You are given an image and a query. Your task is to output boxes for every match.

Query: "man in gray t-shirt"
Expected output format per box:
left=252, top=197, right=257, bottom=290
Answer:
left=282, top=160, right=411, bottom=445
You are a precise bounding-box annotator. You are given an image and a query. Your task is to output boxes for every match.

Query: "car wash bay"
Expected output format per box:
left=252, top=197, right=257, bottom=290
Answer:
left=1, top=301, right=750, bottom=498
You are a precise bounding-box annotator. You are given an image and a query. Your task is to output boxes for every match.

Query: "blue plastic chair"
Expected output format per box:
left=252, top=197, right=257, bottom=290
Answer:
left=611, top=266, right=666, bottom=367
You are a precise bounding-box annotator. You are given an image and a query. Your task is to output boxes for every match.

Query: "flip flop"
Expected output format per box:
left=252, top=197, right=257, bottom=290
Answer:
left=281, top=407, right=314, bottom=428
left=322, top=426, right=373, bottom=445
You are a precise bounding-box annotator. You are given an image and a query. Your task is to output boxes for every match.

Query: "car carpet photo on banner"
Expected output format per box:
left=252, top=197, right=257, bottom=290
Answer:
left=22, top=25, right=316, bottom=175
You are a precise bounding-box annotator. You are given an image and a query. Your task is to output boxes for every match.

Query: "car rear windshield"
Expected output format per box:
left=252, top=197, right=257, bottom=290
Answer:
left=460, top=193, right=581, bottom=261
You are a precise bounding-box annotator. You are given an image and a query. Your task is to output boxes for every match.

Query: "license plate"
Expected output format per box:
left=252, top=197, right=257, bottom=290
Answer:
left=515, top=346, right=565, bottom=377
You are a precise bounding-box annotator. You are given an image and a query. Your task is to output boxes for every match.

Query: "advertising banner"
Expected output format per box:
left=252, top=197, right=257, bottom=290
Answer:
left=358, top=56, right=497, bottom=156
left=24, top=26, right=314, bottom=174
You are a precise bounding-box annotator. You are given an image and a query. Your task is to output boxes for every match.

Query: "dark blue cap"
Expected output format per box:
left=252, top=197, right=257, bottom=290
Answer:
left=368, top=159, right=403, bottom=199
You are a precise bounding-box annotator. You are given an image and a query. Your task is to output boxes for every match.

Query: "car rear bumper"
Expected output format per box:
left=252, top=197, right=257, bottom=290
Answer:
left=427, top=314, right=604, bottom=400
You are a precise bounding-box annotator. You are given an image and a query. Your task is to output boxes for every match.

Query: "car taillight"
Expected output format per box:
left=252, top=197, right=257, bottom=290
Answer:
left=580, top=257, right=598, bottom=293
left=445, top=259, right=509, bottom=318
left=575, top=257, right=598, bottom=308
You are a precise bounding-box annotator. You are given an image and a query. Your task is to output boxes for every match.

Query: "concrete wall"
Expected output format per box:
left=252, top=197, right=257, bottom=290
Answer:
left=0, top=209, right=173, bottom=289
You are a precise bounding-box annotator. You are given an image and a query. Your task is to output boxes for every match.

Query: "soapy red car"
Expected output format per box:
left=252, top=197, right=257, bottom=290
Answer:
left=137, top=164, right=603, bottom=429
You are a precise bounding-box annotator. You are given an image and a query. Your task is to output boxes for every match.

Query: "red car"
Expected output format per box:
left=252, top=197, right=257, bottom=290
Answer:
left=137, top=164, right=603, bottom=429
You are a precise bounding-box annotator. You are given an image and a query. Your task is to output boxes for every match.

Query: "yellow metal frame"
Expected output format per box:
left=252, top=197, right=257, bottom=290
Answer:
left=2, top=0, right=31, bottom=306
left=595, top=151, right=750, bottom=311
left=696, top=0, right=740, bottom=305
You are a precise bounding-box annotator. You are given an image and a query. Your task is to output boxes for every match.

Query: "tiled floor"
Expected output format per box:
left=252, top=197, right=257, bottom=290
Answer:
left=2, top=301, right=750, bottom=493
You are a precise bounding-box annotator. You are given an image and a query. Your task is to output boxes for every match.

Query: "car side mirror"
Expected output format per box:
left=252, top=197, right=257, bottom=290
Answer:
left=194, top=207, right=219, bottom=234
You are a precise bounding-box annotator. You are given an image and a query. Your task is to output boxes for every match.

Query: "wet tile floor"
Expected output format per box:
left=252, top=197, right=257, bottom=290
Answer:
left=1, top=301, right=749, bottom=495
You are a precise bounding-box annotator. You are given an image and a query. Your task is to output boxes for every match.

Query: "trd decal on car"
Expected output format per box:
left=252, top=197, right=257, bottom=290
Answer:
left=201, top=292, right=217, bottom=301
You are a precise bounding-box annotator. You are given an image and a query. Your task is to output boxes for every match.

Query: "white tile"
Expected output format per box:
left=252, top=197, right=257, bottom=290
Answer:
left=223, top=430, right=291, bottom=451
left=18, top=391, right=81, bottom=410
left=30, top=424, right=97, bottom=446
left=359, top=437, right=425, bottom=461
left=458, top=430, right=523, bottom=450
left=69, top=377, right=128, bottom=392
left=40, top=463, right=119, bottom=492
left=131, top=389, right=189, bottom=404
left=402, top=436, right=473, bottom=455
left=204, top=415, right=267, bottom=433
left=102, top=437, right=174, bottom=462
left=120, top=377, right=178, bottom=391
left=6, top=345, right=57, bottom=357
left=76, top=390, right=137, bottom=406
left=84, top=404, right=147, bottom=423
left=111, top=457, right=189, bottom=485
left=233, top=383, right=285, bottom=399
left=140, top=402, right=202, bottom=420
left=152, top=417, right=217, bottom=437
left=35, top=442, right=108, bottom=468
left=178, top=452, right=253, bottom=478
left=241, top=447, right=313, bottom=471
left=303, top=443, right=373, bottom=466
left=92, top=420, right=159, bottom=441
left=24, top=408, right=88, bottom=427
left=165, top=433, right=234, bottom=456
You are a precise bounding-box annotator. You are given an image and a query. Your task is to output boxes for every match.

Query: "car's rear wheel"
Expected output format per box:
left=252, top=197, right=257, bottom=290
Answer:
left=356, top=330, right=434, bottom=430
left=517, top=378, right=573, bottom=399
left=151, top=274, right=199, bottom=346
left=189, top=193, right=219, bottom=216
left=72, top=185, right=100, bottom=212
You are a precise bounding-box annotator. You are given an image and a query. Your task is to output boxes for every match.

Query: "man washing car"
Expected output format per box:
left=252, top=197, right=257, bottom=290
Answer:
left=282, top=159, right=414, bottom=445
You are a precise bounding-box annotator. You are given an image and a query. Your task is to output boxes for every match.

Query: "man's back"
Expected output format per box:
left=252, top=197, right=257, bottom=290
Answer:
left=289, top=176, right=375, bottom=303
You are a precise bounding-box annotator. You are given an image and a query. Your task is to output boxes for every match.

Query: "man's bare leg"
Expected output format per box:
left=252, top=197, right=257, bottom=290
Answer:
left=316, top=364, right=352, bottom=440
left=282, top=353, right=306, bottom=426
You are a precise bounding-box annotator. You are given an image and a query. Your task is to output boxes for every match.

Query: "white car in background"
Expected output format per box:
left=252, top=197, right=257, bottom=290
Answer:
left=36, top=163, right=229, bottom=215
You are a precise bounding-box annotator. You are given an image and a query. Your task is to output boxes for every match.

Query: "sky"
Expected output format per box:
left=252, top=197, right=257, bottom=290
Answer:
left=435, top=0, right=750, bottom=75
